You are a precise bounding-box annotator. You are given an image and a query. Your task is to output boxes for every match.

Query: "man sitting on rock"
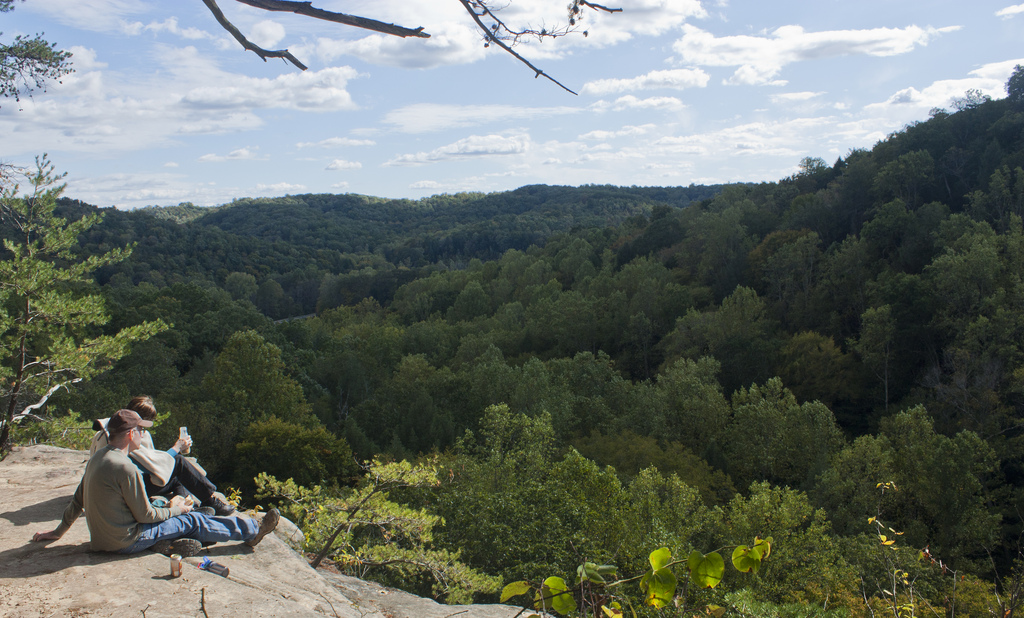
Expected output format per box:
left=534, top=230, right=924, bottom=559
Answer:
left=32, top=409, right=279, bottom=557
left=90, top=395, right=235, bottom=517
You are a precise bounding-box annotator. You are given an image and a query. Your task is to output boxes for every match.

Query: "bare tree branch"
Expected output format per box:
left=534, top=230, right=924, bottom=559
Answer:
left=234, top=0, right=429, bottom=39
left=202, top=0, right=309, bottom=70
left=457, top=0, right=577, bottom=95
left=11, top=379, right=80, bottom=422
left=578, top=1, right=622, bottom=14
left=199, top=0, right=622, bottom=92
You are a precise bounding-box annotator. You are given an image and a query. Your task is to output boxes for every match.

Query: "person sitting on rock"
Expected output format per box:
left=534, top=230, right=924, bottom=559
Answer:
left=32, top=409, right=279, bottom=557
left=91, top=395, right=235, bottom=517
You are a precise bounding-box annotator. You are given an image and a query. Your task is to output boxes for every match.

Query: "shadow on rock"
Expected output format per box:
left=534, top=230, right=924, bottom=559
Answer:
left=203, top=543, right=271, bottom=558
left=0, top=495, right=73, bottom=527
left=0, top=541, right=130, bottom=579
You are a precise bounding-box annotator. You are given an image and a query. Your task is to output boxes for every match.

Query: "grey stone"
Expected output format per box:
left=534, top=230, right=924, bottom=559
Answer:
left=0, top=445, right=534, bottom=618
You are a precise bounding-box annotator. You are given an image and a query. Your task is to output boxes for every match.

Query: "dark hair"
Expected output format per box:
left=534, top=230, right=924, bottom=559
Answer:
left=126, top=396, right=157, bottom=422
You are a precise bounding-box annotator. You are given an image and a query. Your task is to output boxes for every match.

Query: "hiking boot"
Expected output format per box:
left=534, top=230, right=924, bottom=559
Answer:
left=195, top=506, right=216, bottom=517
left=209, top=497, right=236, bottom=517
left=150, top=537, right=203, bottom=557
left=245, top=508, right=280, bottom=548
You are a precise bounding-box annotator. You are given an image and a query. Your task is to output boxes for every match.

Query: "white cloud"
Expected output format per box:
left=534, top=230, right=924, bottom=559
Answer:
left=182, top=66, right=360, bottom=111
left=590, top=95, right=685, bottom=111
left=641, top=116, right=855, bottom=163
left=250, top=20, right=286, bottom=48
left=296, top=137, right=376, bottom=148
left=326, top=159, right=362, bottom=170
left=582, top=68, right=710, bottom=95
left=385, top=134, right=530, bottom=166
left=163, top=162, right=179, bottom=168
left=0, top=44, right=366, bottom=158
left=65, top=46, right=107, bottom=71
left=866, top=58, right=1024, bottom=115
left=22, top=0, right=148, bottom=32
left=294, top=0, right=707, bottom=68
left=411, top=180, right=443, bottom=189
left=331, top=182, right=350, bottom=190
left=383, top=103, right=578, bottom=133
left=297, top=23, right=483, bottom=69
left=537, top=0, right=708, bottom=48
left=674, top=23, right=959, bottom=85
left=198, top=147, right=262, bottom=162
left=62, top=170, right=226, bottom=209
left=121, top=17, right=212, bottom=40
left=255, top=182, right=306, bottom=194
left=579, top=124, right=657, bottom=140
left=996, top=4, right=1024, bottom=18
left=770, top=91, right=824, bottom=103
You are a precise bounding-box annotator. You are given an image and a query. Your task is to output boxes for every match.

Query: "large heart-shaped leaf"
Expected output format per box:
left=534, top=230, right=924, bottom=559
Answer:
left=535, top=576, right=577, bottom=616
left=501, top=580, right=531, bottom=603
left=688, top=550, right=725, bottom=589
left=640, top=566, right=677, bottom=608
left=648, top=547, right=672, bottom=571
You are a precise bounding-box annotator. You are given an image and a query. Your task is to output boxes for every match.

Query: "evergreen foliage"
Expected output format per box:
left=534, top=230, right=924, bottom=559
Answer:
left=0, top=157, right=165, bottom=452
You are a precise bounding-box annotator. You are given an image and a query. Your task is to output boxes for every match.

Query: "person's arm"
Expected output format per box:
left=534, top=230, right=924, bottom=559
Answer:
left=121, top=466, right=190, bottom=524
left=168, top=436, right=192, bottom=455
left=33, top=479, right=85, bottom=542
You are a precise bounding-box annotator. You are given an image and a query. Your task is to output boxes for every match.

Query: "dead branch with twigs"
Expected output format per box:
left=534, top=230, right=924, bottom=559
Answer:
left=200, top=0, right=621, bottom=93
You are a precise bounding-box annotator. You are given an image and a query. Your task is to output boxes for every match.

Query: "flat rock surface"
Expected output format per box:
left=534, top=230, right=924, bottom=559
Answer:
left=322, top=572, right=525, bottom=618
left=0, top=445, right=525, bottom=618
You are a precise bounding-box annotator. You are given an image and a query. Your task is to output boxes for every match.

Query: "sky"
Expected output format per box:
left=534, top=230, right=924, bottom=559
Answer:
left=2, top=0, right=1023, bottom=209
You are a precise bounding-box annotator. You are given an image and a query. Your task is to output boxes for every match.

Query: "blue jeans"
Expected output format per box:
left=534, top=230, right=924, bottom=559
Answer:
left=118, top=513, right=258, bottom=554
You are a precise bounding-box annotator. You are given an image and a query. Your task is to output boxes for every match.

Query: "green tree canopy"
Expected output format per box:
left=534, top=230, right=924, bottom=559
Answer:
left=0, top=157, right=165, bottom=452
left=0, top=1, right=72, bottom=105
left=1007, top=64, right=1024, bottom=109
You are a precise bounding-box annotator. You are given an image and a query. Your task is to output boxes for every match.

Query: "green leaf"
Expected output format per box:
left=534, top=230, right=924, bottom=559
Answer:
left=706, top=605, right=727, bottom=618
left=753, top=536, right=772, bottom=560
left=536, top=576, right=577, bottom=615
left=640, top=567, right=677, bottom=608
left=648, top=547, right=672, bottom=571
left=731, top=545, right=762, bottom=573
left=597, top=564, right=618, bottom=577
left=500, top=581, right=531, bottom=603
left=602, top=604, right=624, bottom=617
left=688, top=550, right=725, bottom=589
left=578, top=561, right=606, bottom=584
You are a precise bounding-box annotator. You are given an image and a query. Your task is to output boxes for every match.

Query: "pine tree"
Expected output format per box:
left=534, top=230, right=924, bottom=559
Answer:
left=0, top=156, right=166, bottom=453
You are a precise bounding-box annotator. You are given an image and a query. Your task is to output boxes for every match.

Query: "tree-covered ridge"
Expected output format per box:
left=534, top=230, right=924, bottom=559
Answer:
left=56, top=183, right=721, bottom=317
left=10, top=74, right=1024, bottom=616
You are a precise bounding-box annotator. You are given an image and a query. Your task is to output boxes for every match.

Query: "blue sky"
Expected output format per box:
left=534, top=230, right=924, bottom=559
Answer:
left=2, top=0, right=1023, bottom=209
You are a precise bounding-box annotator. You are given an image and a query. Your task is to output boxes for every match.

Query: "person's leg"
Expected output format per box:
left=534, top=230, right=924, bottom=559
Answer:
left=171, top=455, right=218, bottom=504
left=119, top=513, right=259, bottom=554
left=149, top=455, right=234, bottom=515
left=144, top=475, right=192, bottom=501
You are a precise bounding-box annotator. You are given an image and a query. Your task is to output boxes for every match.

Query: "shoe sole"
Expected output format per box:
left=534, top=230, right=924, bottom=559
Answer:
left=245, top=509, right=280, bottom=547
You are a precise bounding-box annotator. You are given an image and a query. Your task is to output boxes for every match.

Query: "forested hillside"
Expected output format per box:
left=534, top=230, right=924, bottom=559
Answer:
left=7, top=78, right=1024, bottom=616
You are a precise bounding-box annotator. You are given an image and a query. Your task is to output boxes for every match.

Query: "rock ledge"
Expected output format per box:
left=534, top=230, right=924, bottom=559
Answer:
left=0, top=445, right=522, bottom=618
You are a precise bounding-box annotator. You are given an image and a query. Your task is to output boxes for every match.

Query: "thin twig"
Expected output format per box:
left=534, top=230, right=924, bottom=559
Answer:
left=457, top=0, right=577, bottom=94
left=201, top=587, right=210, bottom=618
left=318, top=591, right=341, bottom=618
left=579, top=1, right=622, bottom=13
